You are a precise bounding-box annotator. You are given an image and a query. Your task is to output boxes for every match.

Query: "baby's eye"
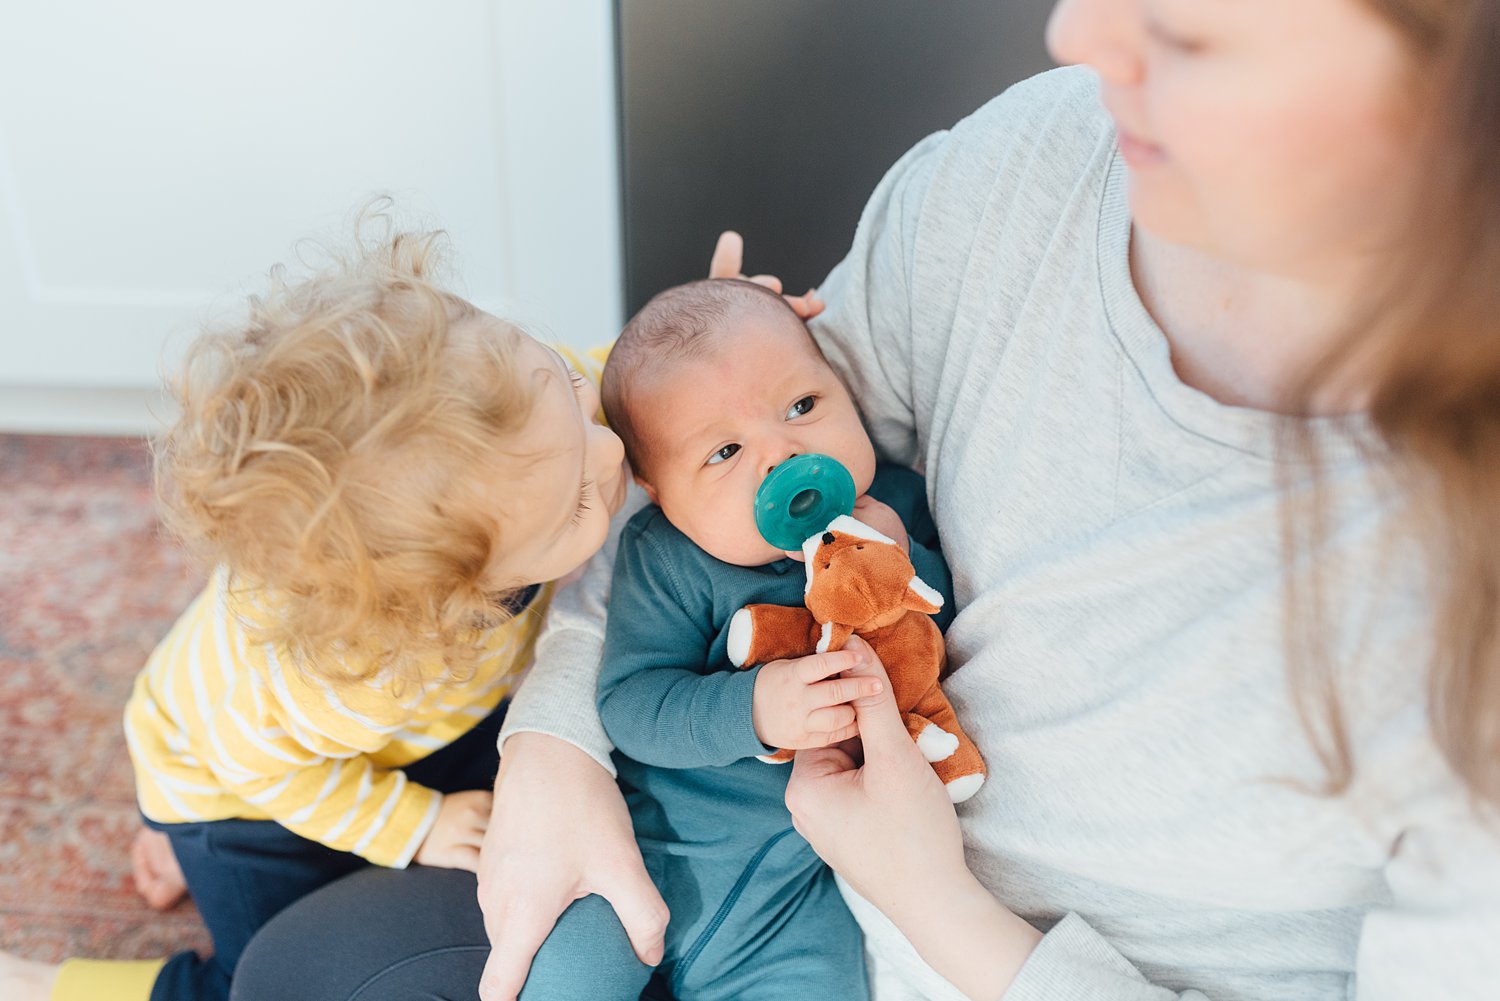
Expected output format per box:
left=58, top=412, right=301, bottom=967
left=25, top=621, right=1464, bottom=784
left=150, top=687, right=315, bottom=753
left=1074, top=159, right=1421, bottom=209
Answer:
left=706, top=443, right=741, bottom=466
left=786, top=396, right=817, bottom=419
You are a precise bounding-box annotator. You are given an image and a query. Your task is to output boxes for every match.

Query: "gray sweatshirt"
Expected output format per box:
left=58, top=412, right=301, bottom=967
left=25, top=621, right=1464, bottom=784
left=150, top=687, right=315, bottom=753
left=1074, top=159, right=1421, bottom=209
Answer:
left=501, top=67, right=1500, bottom=1001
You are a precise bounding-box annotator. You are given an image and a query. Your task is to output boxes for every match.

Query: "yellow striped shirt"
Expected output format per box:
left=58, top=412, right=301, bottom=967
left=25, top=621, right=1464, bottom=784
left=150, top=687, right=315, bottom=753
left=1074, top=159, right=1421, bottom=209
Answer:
left=124, top=343, right=610, bottom=868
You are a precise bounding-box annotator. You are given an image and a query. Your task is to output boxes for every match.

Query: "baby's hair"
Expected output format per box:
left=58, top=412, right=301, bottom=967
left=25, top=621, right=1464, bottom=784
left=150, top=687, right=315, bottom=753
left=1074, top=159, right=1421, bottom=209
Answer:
left=602, top=278, right=803, bottom=480
left=155, top=206, right=539, bottom=686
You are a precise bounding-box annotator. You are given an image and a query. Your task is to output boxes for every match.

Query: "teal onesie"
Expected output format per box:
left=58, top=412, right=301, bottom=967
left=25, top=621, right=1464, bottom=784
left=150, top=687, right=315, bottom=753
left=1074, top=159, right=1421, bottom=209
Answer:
left=517, top=465, right=953, bottom=1001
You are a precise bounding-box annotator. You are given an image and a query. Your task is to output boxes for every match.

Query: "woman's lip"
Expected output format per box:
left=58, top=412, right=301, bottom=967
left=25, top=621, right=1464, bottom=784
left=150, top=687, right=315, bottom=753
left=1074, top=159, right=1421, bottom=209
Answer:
left=1118, top=129, right=1167, bottom=166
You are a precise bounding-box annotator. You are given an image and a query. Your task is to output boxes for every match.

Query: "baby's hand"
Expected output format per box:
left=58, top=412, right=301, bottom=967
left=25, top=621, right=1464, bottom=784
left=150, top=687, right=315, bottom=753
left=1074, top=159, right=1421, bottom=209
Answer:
left=782, top=496, right=909, bottom=562
left=415, top=789, right=492, bottom=872
left=851, top=496, right=909, bottom=553
left=751, top=649, right=884, bottom=750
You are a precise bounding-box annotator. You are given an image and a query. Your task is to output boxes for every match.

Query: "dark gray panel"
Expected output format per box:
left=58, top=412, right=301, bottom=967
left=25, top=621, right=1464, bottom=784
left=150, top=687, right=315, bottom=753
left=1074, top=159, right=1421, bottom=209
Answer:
left=618, top=0, right=1056, bottom=314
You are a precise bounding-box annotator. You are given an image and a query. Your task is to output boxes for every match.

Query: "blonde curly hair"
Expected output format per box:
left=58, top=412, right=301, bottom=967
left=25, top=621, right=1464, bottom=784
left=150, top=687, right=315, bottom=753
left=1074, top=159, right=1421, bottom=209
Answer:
left=155, top=213, right=538, bottom=685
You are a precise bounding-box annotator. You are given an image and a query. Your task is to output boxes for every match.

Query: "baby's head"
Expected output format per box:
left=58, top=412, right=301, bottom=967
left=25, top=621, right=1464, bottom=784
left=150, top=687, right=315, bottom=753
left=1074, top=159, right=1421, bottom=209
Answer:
left=602, top=279, right=875, bottom=566
left=157, top=224, right=625, bottom=680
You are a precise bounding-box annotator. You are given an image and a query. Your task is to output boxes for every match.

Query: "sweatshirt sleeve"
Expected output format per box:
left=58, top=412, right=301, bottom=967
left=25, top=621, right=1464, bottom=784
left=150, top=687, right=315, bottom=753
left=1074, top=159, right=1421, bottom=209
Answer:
left=496, top=481, right=651, bottom=775
left=844, top=797, right=1500, bottom=1001
left=1004, top=799, right=1500, bottom=1001
left=595, top=519, right=770, bottom=769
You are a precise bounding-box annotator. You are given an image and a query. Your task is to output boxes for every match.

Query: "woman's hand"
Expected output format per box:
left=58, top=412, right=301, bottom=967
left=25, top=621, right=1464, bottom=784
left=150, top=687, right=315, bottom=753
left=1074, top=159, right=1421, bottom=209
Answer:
left=709, top=230, right=825, bottom=320
left=476, top=733, right=669, bottom=1001
left=786, top=637, right=966, bottom=906
left=786, top=637, right=1042, bottom=1000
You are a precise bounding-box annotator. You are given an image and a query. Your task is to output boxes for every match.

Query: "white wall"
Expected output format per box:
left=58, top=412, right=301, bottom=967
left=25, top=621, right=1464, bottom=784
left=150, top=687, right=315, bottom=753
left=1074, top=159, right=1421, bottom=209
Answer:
left=0, top=0, right=622, bottom=435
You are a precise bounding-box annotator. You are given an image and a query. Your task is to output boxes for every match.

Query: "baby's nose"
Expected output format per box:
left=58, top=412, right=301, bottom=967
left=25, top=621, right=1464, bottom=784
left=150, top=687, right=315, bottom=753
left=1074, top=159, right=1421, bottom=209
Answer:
left=766, top=452, right=799, bottom=477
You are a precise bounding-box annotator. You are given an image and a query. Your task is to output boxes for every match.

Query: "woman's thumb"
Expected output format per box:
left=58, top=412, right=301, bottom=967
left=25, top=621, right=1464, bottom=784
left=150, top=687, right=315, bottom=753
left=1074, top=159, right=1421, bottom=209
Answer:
left=598, top=864, right=670, bottom=967
left=840, top=636, right=908, bottom=760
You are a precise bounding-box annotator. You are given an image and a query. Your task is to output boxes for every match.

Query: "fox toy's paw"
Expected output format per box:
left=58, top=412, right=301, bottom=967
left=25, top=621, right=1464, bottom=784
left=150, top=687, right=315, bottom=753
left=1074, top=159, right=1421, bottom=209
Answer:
left=727, top=607, right=755, bottom=667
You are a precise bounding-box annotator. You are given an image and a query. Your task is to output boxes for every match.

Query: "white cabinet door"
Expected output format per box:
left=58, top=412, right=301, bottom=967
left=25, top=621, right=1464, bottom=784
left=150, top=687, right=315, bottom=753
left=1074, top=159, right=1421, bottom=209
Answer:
left=0, top=0, right=621, bottom=433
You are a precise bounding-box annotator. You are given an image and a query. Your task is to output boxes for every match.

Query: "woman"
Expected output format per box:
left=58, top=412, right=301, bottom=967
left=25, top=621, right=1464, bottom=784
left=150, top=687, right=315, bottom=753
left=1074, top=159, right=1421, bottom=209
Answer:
left=233, top=0, right=1500, bottom=997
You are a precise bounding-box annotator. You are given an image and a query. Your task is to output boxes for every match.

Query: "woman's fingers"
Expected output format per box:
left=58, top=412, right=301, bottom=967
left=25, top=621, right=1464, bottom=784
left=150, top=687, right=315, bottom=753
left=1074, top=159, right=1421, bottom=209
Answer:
left=745, top=273, right=784, bottom=293
left=708, top=230, right=823, bottom=318
left=709, top=230, right=743, bottom=279
left=837, top=637, right=910, bottom=765
left=790, top=743, right=858, bottom=785
left=784, top=288, right=825, bottom=320
left=478, top=888, right=569, bottom=1001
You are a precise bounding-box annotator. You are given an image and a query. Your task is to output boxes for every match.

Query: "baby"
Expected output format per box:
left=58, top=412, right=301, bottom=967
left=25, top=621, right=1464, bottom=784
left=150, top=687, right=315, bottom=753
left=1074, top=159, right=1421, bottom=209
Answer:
left=516, top=278, right=956, bottom=1001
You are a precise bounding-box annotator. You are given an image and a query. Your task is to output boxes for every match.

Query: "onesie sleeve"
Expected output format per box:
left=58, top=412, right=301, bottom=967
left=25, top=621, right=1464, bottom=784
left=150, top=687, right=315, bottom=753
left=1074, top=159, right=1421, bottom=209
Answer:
left=596, top=517, right=771, bottom=768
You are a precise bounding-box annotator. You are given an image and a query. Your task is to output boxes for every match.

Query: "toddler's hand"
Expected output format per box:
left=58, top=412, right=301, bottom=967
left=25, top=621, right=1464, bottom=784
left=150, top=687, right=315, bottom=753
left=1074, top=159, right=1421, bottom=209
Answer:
left=415, top=789, right=492, bottom=872
left=752, top=649, right=884, bottom=750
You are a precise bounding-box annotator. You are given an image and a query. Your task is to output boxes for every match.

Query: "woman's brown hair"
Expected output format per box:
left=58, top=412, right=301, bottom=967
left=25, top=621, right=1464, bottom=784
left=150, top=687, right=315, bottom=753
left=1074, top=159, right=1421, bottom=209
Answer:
left=1289, top=0, right=1500, bottom=804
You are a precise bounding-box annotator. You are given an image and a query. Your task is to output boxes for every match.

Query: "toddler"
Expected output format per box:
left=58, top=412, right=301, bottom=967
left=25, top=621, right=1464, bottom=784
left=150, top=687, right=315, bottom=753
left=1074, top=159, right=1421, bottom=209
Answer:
left=7, top=224, right=629, bottom=1001
left=517, top=278, right=956, bottom=1001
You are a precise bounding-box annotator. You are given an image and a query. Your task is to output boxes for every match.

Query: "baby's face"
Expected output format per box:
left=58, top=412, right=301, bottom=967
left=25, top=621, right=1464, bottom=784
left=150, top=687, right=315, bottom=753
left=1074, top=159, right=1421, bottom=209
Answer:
left=636, top=315, right=875, bottom=567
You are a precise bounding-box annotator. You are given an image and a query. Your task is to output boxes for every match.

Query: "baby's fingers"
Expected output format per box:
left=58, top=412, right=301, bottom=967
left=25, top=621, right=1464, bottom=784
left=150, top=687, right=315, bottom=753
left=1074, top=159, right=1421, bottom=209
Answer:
left=806, top=674, right=884, bottom=709
left=804, top=703, right=857, bottom=737
left=804, top=720, right=860, bottom=749
left=794, top=649, right=865, bottom=684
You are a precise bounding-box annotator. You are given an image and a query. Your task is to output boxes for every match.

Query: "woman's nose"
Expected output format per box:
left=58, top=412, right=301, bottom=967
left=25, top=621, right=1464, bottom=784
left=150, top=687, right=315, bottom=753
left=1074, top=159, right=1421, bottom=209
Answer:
left=1045, top=0, right=1145, bottom=88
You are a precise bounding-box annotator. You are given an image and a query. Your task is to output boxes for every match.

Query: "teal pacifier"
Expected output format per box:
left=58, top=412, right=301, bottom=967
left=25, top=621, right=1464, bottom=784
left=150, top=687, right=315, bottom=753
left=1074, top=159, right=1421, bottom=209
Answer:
left=754, top=454, right=856, bottom=551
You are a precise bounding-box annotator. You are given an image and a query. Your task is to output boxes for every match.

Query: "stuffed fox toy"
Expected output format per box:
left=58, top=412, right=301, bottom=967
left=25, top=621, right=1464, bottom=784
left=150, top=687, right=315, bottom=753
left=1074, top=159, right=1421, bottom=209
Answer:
left=727, top=516, right=986, bottom=803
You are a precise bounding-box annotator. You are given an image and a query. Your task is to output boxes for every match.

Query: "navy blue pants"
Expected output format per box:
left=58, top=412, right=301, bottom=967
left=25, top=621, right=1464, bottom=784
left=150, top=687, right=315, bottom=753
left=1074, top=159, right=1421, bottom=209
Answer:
left=145, top=700, right=507, bottom=1001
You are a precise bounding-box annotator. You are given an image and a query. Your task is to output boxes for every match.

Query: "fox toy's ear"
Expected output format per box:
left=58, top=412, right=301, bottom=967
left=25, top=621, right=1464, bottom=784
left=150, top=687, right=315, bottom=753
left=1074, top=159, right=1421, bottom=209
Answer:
left=903, top=574, right=944, bottom=615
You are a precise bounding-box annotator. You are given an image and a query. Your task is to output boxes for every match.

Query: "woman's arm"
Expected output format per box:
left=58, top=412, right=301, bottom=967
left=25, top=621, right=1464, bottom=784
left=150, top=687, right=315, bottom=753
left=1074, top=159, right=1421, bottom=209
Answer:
left=785, top=636, right=1041, bottom=1000
left=789, top=639, right=1500, bottom=1001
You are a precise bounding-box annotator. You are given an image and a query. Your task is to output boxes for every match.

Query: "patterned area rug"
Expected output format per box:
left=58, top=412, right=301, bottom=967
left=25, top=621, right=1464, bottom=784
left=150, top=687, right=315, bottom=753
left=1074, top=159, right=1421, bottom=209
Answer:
left=0, top=434, right=211, bottom=963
